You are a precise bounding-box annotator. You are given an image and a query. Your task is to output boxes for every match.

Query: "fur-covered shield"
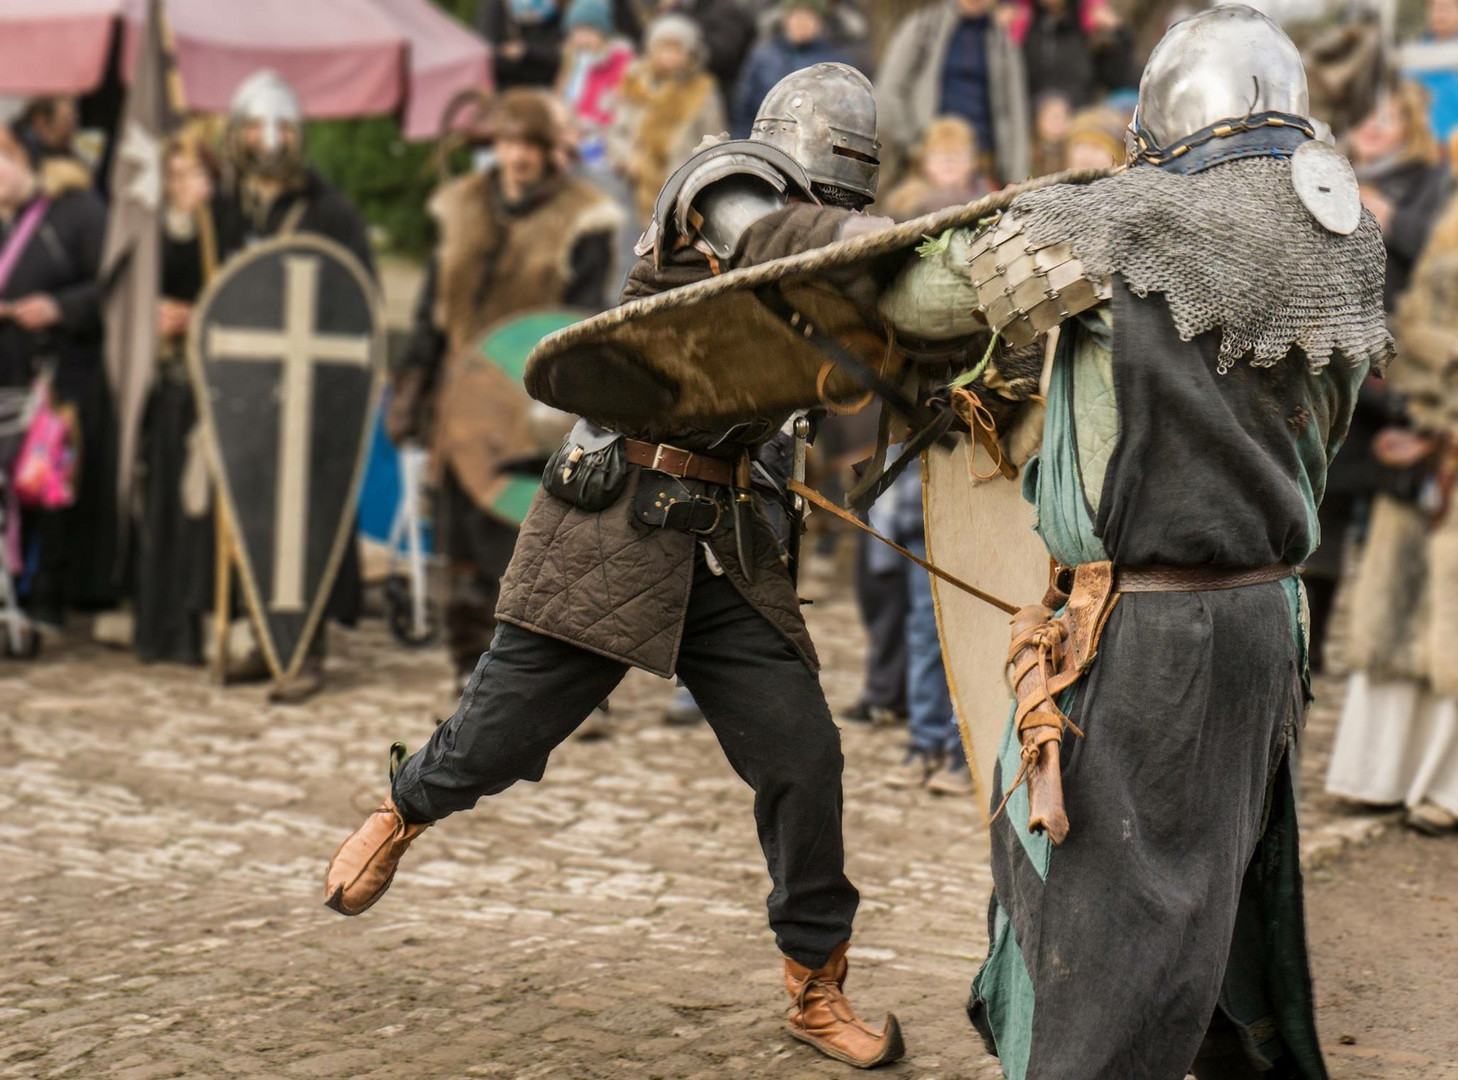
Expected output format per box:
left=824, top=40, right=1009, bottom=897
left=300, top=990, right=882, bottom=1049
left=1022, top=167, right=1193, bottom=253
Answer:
left=524, top=170, right=1105, bottom=429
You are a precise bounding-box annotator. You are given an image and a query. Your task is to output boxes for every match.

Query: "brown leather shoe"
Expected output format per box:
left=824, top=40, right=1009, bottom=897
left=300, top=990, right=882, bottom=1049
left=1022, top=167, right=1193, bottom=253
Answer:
left=785, top=943, right=905, bottom=1068
left=323, top=797, right=431, bottom=915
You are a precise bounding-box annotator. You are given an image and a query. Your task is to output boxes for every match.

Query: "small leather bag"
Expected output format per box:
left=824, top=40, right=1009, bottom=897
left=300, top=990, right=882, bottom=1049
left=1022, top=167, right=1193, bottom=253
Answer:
left=633, top=472, right=723, bottom=533
left=542, top=419, right=629, bottom=512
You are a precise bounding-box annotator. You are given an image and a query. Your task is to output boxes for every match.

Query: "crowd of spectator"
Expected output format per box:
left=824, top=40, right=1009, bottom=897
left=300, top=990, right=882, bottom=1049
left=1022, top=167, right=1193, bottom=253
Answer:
left=2, top=0, right=1458, bottom=819
left=478, top=0, right=1141, bottom=237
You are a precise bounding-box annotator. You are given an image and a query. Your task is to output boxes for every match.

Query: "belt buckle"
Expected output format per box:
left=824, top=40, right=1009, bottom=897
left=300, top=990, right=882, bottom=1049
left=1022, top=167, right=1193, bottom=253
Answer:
left=651, top=443, right=689, bottom=477
left=688, top=497, right=723, bottom=535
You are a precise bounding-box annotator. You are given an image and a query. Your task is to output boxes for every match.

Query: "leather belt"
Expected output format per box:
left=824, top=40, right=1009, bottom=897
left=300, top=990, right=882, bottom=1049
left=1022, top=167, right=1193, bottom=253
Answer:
left=624, top=439, right=735, bottom=486
left=1114, top=563, right=1294, bottom=593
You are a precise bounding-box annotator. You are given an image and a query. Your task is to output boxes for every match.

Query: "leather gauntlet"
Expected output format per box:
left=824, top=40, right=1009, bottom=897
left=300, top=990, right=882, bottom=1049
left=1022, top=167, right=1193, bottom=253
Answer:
left=999, top=562, right=1118, bottom=844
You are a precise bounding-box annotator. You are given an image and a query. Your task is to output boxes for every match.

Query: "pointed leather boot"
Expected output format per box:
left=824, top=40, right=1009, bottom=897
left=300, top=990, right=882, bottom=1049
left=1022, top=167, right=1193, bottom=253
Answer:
left=784, top=943, right=905, bottom=1068
left=324, top=796, right=431, bottom=915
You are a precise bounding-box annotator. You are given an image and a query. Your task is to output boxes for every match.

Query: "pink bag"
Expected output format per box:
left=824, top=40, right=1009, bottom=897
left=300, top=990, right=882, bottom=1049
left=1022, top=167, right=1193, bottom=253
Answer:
left=13, top=374, right=78, bottom=509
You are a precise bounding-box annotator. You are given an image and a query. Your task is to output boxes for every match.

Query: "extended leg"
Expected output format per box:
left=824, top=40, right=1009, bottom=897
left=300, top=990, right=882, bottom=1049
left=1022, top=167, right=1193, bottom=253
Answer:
left=325, top=622, right=628, bottom=914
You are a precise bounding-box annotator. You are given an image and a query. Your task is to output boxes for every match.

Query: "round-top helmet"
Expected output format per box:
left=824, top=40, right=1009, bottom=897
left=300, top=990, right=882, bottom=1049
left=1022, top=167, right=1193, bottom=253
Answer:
left=751, top=62, right=880, bottom=208
left=227, top=70, right=305, bottom=181
left=1129, top=4, right=1311, bottom=163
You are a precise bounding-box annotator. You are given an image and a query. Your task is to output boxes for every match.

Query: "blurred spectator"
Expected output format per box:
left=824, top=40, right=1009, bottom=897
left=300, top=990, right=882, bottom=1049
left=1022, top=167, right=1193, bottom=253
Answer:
left=844, top=530, right=909, bottom=727
left=1010, top=0, right=1134, bottom=108
left=133, top=128, right=220, bottom=664
left=479, top=0, right=568, bottom=89
left=732, top=1, right=859, bottom=137
left=882, top=116, right=989, bottom=220
left=1304, top=82, right=1450, bottom=675
left=873, top=461, right=970, bottom=796
left=1404, top=0, right=1458, bottom=144
left=12, top=96, right=82, bottom=168
left=655, top=0, right=759, bottom=109
left=609, top=15, right=726, bottom=225
left=877, top=0, right=1029, bottom=186
left=746, top=0, right=871, bottom=72
left=480, top=0, right=644, bottom=86
left=1327, top=184, right=1458, bottom=834
left=558, top=0, right=636, bottom=164
left=1063, top=102, right=1127, bottom=170
left=1351, top=81, right=1451, bottom=311
left=1030, top=90, right=1072, bottom=176
left=0, top=127, right=112, bottom=628
left=391, top=88, right=622, bottom=686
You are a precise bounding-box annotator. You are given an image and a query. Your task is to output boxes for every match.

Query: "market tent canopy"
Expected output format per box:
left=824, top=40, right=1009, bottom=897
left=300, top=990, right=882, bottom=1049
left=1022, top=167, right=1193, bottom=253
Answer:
left=372, top=0, right=492, bottom=141
left=0, top=0, right=490, bottom=133
left=0, top=1, right=120, bottom=96
left=119, top=0, right=407, bottom=117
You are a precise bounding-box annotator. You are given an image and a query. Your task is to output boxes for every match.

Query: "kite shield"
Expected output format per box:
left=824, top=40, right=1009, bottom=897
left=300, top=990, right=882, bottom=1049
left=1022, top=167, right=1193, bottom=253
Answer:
left=923, top=434, right=1051, bottom=820
left=187, top=235, right=385, bottom=681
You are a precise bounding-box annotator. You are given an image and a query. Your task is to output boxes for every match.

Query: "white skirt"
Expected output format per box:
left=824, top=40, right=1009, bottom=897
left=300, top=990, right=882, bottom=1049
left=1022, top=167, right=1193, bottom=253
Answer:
left=1325, top=672, right=1458, bottom=815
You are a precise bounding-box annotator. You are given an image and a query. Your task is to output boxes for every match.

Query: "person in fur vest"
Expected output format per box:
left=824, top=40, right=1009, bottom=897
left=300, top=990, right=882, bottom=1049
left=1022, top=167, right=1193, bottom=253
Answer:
left=608, top=14, right=726, bottom=226
left=387, top=89, right=624, bottom=684
left=1326, top=182, right=1458, bottom=837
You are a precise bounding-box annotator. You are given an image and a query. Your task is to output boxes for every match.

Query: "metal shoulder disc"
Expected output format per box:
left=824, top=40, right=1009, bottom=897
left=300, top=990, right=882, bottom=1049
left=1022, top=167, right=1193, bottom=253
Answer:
left=1290, top=140, right=1362, bottom=236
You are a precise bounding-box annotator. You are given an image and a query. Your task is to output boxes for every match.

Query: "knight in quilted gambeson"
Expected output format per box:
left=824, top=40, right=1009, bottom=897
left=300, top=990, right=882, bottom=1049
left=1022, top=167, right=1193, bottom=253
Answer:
left=325, top=65, right=907, bottom=1071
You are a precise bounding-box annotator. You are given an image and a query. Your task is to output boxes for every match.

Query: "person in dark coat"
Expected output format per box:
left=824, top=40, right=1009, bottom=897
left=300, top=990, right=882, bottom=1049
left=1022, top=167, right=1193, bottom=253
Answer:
left=0, top=126, right=113, bottom=628
left=132, top=128, right=219, bottom=664
left=1018, top=0, right=1134, bottom=109
left=1352, top=80, right=1452, bottom=307
left=731, top=0, right=858, bottom=137
left=479, top=0, right=643, bottom=87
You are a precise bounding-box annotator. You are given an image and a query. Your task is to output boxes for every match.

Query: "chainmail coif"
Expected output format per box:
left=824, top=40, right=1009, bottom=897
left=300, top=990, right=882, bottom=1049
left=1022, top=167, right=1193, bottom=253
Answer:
left=1010, top=157, right=1394, bottom=374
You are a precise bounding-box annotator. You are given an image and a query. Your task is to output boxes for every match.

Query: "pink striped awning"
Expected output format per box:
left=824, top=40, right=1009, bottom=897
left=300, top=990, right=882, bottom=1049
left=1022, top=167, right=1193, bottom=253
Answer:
left=0, top=0, right=491, bottom=133
left=371, top=0, right=493, bottom=141
left=0, top=0, right=121, bottom=96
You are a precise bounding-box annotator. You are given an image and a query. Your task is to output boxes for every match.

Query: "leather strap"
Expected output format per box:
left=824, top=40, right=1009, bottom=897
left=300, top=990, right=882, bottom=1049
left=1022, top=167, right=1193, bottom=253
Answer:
left=1115, top=563, right=1294, bottom=593
left=788, top=479, right=1020, bottom=615
left=624, top=439, right=734, bottom=486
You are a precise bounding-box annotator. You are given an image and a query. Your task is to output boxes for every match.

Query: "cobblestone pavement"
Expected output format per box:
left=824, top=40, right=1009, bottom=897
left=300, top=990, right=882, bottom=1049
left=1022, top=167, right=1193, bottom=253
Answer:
left=0, top=573, right=1448, bottom=1079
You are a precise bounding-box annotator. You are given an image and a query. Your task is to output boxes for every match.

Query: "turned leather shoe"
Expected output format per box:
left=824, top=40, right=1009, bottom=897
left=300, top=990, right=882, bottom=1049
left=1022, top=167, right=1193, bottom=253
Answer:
left=323, top=796, right=431, bottom=915
left=785, top=943, right=905, bottom=1068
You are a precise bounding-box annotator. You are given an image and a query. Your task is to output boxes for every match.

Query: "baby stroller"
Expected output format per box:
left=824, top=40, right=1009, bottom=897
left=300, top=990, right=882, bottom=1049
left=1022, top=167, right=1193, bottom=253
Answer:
left=0, top=387, right=40, bottom=658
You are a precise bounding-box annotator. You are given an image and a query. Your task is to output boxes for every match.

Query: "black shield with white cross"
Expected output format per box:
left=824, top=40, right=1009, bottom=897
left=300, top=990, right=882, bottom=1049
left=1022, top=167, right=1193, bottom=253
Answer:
left=188, top=235, right=384, bottom=681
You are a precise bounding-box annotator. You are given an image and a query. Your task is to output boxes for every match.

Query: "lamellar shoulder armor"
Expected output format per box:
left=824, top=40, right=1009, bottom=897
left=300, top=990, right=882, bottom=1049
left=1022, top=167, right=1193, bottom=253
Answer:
left=637, top=139, right=816, bottom=268
left=963, top=211, right=1112, bottom=347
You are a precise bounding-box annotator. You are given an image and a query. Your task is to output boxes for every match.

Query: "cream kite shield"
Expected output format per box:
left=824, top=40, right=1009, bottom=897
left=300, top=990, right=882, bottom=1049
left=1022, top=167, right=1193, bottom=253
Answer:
left=187, top=234, right=385, bottom=681
left=923, top=436, right=1051, bottom=817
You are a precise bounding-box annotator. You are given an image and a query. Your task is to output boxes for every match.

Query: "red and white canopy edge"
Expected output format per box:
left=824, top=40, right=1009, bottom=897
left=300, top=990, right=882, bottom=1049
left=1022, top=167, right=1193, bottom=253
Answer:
left=0, top=0, right=491, bottom=137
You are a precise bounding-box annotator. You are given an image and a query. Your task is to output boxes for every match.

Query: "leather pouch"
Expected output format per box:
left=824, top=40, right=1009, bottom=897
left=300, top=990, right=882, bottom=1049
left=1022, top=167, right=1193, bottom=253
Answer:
left=542, top=419, right=629, bottom=512
left=633, top=473, right=723, bottom=533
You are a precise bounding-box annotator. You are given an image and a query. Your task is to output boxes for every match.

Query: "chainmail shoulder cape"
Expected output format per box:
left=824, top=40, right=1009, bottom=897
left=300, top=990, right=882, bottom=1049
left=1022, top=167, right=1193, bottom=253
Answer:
left=1009, top=157, right=1394, bottom=374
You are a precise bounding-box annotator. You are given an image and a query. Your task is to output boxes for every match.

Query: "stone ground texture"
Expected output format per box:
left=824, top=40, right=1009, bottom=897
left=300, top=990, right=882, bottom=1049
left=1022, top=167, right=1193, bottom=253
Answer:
left=0, top=573, right=1453, bottom=1080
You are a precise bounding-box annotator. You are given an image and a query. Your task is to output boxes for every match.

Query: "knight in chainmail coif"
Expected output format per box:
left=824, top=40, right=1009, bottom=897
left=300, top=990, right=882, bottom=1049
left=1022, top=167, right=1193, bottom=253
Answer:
left=883, top=7, right=1391, bottom=1079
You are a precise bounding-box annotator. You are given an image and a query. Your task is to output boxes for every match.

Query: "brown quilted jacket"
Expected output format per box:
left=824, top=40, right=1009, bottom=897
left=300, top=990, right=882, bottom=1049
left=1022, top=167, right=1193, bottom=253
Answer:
left=496, top=203, right=859, bottom=675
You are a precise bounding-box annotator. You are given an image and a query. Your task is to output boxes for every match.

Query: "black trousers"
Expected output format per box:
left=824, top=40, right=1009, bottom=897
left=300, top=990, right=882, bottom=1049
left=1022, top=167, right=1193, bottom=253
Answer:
left=853, top=532, right=908, bottom=713
left=437, top=468, right=520, bottom=678
left=392, top=550, right=859, bottom=968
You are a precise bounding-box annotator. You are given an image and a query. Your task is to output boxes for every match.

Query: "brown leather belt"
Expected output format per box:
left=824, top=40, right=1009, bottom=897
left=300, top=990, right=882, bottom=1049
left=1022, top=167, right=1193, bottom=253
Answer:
left=1114, top=563, right=1294, bottom=593
left=624, top=439, right=735, bottom=486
